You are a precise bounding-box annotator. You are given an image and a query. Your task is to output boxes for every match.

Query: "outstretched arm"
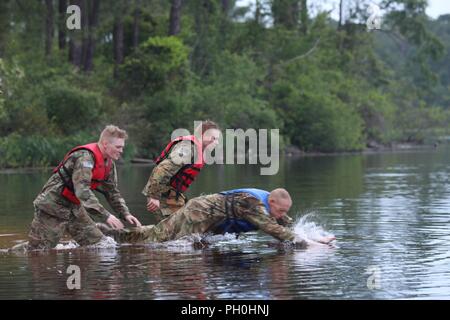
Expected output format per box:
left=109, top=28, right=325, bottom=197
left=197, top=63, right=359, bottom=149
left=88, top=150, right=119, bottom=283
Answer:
left=98, top=163, right=142, bottom=227
left=243, top=203, right=297, bottom=242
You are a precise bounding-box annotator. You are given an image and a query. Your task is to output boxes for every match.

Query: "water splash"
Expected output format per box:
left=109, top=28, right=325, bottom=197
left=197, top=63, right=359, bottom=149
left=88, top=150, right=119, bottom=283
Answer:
left=54, top=241, right=80, bottom=250
left=86, top=236, right=117, bottom=249
left=293, top=212, right=336, bottom=245
left=203, top=233, right=243, bottom=244
left=49, top=236, right=117, bottom=250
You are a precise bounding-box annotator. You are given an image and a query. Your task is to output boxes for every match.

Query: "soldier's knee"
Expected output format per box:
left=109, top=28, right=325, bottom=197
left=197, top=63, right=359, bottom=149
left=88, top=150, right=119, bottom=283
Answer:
left=28, top=219, right=62, bottom=250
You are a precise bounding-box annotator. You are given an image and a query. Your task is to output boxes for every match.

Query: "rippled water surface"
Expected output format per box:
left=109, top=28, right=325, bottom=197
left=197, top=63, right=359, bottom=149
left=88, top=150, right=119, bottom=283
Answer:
left=1, top=145, right=449, bottom=299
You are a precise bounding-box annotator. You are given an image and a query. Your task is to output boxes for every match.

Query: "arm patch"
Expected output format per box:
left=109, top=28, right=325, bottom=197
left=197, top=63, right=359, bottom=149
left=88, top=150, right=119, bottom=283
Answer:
left=82, top=161, right=94, bottom=169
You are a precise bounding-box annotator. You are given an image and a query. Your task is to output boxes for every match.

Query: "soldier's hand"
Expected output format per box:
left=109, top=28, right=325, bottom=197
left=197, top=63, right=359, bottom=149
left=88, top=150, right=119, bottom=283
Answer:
left=146, top=198, right=160, bottom=212
left=316, top=234, right=336, bottom=244
left=293, top=236, right=309, bottom=248
left=125, top=214, right=142, bottom=227
left=106, top=215, right=124, bottom=230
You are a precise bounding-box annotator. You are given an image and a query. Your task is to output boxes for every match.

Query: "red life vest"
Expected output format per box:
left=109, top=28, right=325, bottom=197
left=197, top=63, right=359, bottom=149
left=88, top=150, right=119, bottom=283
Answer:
left=53, top=143, right=112, bottom=205
left=155, top=135, right=204, bottom=194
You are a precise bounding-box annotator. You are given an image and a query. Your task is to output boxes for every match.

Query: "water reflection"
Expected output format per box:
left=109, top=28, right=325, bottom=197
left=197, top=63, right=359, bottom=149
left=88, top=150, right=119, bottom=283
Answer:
left=1, top=146, right=450, bottom=299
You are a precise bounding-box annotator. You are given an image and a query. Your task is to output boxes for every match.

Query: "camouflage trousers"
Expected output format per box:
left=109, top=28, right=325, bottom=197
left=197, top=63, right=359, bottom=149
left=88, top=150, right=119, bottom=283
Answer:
left=109, top=194, right=227, bottom=243
left=152, top=191, right=187, bottom=222
left=27, top=204, right=105, bottom=250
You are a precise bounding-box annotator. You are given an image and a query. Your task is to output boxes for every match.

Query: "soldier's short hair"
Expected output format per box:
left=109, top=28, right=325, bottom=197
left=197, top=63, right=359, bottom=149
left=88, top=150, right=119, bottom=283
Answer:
left=194, top=120, right=220, bottom=136
left=99, top=125, right=128, bottom=142
left=270, top=188, right=292, bottom=204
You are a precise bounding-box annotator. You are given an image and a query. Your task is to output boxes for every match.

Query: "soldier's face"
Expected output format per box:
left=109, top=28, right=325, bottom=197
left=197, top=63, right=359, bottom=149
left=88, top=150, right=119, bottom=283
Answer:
left=269, top=198, right=292, bottom=219
left=202, top=129, right=220, bottom=149
left=103, top=138, right=125, bottom=160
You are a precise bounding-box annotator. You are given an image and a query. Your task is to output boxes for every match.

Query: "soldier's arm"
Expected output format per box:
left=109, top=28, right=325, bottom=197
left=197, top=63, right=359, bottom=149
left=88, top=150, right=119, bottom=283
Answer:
left=72, top=151, right=112, bottom=220
left=277, top=214, right=294, bottom=227
left=243, top=201, right=296, bottom=242
left=96, top=162, right=131, bottom=220
left=142, top=141, right=193, bottom=200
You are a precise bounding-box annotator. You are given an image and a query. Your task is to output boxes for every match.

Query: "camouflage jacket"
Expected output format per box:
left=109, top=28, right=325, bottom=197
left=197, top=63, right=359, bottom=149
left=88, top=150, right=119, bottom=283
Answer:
left=33, top=150, right=131, bottom=221
left=142, top=140, right=198, bottom=200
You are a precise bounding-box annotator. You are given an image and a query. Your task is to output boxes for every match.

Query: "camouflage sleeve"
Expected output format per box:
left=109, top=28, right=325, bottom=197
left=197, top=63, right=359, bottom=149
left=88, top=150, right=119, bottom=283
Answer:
left=96, top=162, right=131, bottom=219
left=242, top=200, right=296, bottom=242
left=277, top=214, right=294, bottom=227
left=142, top=141, right=194, bottom=200
left=72, top=151, right=112, bottom=220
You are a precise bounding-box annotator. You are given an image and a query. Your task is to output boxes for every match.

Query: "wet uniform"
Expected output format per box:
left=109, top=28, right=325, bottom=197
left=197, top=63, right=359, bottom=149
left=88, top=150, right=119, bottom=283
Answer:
left=107, top=192, right=296, bottom=243
left=142, top=140, right=198, bottom=221
left=28, top=149, right=131, bottom=249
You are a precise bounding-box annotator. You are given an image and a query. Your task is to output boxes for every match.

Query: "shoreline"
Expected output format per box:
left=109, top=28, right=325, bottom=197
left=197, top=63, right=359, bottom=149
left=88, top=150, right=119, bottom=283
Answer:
left=284, top=142, right=443, bottom=158
left=0, top=142, right=446, bottom=173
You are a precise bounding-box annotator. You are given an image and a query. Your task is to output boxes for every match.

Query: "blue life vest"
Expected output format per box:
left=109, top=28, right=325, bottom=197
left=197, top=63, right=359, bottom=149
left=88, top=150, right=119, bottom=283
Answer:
left=214, top=188, right=270, bottom=234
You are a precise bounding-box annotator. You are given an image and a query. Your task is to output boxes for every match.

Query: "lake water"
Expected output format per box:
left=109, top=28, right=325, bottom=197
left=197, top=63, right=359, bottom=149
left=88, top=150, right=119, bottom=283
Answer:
left=1, top=144, right=449, bottom=299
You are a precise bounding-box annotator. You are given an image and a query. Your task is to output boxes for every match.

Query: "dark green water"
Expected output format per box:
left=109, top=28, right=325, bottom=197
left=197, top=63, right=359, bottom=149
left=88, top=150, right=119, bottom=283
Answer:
left=1, top=145, right=449, bottom=299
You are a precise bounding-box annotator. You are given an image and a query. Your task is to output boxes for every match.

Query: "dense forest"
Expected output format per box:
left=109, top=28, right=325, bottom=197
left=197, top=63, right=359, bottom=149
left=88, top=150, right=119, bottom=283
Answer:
left=0, top=0, right=449, bottom=168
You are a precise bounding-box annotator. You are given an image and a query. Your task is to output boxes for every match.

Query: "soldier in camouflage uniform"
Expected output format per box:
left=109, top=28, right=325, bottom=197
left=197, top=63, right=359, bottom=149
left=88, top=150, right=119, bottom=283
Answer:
left=26, top=125, right=142, bottom=250
left=100, top=188, right=336, bottom=245
left=144, top=121, right=220, bottom=221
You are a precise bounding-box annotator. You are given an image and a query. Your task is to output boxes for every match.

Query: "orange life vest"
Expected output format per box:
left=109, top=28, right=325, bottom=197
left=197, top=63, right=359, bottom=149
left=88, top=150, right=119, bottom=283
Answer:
left=53, top=143, right=112, bottom=205
left=155, top=135, right=204, bottom=194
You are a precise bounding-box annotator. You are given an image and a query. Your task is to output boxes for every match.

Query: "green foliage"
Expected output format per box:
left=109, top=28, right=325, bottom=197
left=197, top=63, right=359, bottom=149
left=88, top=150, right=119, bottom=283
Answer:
left=272, top=72, right=365, bottom=152
left=0, top=0, right=449, bottom=168
left=118, top=36, right=189, bottom=95
left=125, top=89, right=196, bottom=158
left=0, top=132, right=136, bottom=168
left=44, top=82, right=103, bottom=134
left=0, top=58, right=24, bottom=111
left=125, top=50, right=281, bottom=156
left=0, top=132, right=95, bottom=168
left=0, top=58, right=52, bottom=136
left=393, top=95, right=450, bottom=143
left=189, top=51, right=279, bottom=129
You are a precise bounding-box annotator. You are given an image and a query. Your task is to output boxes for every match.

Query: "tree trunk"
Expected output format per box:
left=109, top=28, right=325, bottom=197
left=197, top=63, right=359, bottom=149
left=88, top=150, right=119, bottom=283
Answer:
left=221, top=0, right=229, bottom=13
left=300, top=0, right=307, bottom=34
left=58, top=0, right=67, bottom=50
left=113, top=16, right=124, bottom=77
left=219, top=0, right=230, bottom=48
left=132, top=0, right=141, bottom=48
left=168, top=0, right=182, bottom=36
left=290, top=0, right=300, bottom=30
left=80, top=0, right=89, bottom=69
left=69, top=38, right=82, bottom=66
left=68, top=0, right=83, bottom=67
left=83, top=0, right=100, bottom=71
left=338, top=0, right=343, bottom=29
left=255, top=0, right=261, bottom=24
left=272, top=0, right=299, bottom=30
left=0, top=1, right=10, bottom=56
left=45, top=0, right=54, bottom=56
